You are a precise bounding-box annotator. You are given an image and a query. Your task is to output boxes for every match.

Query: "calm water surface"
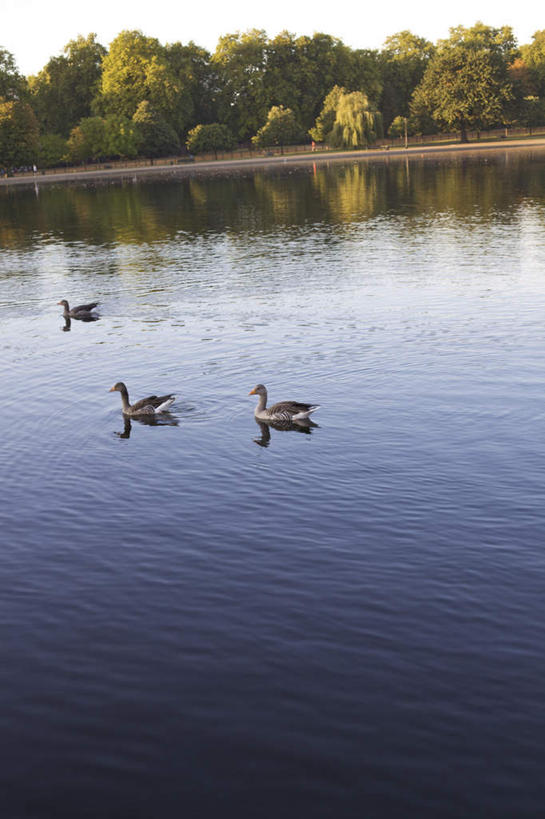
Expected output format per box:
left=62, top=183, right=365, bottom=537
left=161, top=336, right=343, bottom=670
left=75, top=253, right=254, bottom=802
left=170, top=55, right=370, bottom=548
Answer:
left=1, top=152, right=545, bottom=817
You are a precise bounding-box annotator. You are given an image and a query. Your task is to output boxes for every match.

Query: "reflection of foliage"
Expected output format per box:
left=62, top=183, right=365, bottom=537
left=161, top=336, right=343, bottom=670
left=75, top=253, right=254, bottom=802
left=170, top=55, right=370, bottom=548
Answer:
left=3, top=155, right=545, bottom=251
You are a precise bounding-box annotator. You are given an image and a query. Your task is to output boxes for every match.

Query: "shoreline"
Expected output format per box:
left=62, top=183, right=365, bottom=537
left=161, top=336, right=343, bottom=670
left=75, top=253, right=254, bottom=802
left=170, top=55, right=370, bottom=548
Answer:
left=3, top=137, right=545, bottom=187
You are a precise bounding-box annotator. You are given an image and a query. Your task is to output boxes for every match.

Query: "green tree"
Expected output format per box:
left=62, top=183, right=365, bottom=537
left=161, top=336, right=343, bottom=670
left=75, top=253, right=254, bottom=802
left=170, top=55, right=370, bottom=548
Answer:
left=104, top=114, right=140, bottom=158
left=411, top=23, right=517, bottom=142
left=521, top=31, right=545, bottom=97
left=347, top=49, right=382, bottom=105
left=212, top=29, right=269, bottom=141
left=260, top=32, right=381, bottom=135
left=165, top=41, right=217, bottom=130
left=132, top=100, right=180, bottom=157
left=328, top=91, right=382, bottom=148
left=0, top=101, right=39, bottom=167
left=387, top=115, right=411, bottom=138
left=379, top=31, right=434, bottom=130
left=262, top=32, right=305, bottom=122
left=28, top=34, right=106, bottom=136
left=67, top=116, right=106, bottom=163
left=309, top=85, right=346, bottom=142
left=38, top=133, right=68, bottom=167
left=291, top=34, right=381, bottom=132
left=186, top=122, right=234, bottom=158
left=0, top=47, right=27, bottom=100
left=97, top=30, right=184, bottom=134
left=252, top=105, right=304, bottom=152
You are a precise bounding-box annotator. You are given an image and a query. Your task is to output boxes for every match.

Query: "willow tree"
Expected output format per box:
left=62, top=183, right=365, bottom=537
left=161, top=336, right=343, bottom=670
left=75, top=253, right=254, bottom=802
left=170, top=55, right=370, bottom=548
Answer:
left=312, top=89, right=382, bottom=148
left=309, top=85, right=346, bottom=143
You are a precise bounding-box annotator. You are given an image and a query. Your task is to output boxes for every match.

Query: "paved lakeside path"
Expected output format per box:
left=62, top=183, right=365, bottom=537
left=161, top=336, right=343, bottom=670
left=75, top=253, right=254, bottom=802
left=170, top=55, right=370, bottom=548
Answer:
left=3, top=137, right=545, bottom=188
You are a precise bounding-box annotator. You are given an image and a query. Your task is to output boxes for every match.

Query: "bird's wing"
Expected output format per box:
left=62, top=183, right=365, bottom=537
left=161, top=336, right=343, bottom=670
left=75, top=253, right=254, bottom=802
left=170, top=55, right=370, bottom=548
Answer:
left=73, top=301, right=98, bottom=312
left=130, top=395, right=158, bottom=412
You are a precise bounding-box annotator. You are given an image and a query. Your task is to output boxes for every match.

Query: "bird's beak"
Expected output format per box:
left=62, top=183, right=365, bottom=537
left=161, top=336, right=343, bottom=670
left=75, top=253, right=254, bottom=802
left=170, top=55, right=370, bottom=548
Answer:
left=248, top=388, right=257, bottom=395
left=57, top=301, right=62, bottom=305
left=108, top=386, right=115, bottom=392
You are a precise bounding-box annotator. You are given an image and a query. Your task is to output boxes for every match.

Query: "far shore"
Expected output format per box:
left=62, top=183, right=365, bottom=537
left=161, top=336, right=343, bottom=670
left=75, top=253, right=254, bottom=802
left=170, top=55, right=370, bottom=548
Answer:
left=3, top=136, right=545, bottom=188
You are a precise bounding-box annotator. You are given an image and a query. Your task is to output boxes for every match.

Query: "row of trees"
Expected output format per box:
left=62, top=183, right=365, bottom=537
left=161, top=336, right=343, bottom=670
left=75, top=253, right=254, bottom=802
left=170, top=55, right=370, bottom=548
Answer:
left=2, top=24, right=545, bottom=169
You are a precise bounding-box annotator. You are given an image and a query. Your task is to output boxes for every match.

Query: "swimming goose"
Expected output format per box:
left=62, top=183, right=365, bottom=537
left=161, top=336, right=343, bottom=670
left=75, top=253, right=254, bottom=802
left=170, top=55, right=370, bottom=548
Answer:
left=58, top=299, right=99, bottom=319
left=248, top=384, right=320, bottom=422
left=109, top=382, right=175, bottom=416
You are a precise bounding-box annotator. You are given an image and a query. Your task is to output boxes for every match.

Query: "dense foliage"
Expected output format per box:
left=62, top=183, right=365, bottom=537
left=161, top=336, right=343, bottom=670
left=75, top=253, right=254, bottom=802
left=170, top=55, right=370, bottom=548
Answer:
left=310, top=86, right=382, bottom=146
left=186, top=123, right=235, bottom=158
left=411, top=24, right=517, bottom=141
left=251, top=106, right=304, bottom=152
left=1, top=20, right=545, bottom=169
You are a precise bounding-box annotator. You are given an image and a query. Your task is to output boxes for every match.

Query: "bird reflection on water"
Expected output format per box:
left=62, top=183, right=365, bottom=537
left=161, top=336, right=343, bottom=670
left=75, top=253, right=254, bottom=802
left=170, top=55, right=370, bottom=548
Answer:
left=253, top=418, right=319, bottom=448
left=115, top=413, right=179, bottom=439
left=61, top=315, right=99, bottom=332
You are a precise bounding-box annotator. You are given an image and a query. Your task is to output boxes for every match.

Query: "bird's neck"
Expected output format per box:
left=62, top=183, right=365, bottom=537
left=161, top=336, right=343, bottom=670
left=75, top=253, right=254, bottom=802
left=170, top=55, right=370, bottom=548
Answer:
left=256, top=392, right=267, bottom=412
left=119, top=388, right=131, bottom=411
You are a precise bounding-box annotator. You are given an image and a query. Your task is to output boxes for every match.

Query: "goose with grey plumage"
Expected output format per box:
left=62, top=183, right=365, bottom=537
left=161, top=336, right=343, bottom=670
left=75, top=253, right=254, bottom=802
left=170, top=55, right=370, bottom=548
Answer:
left=58, top=299, right=99, bottom=320
left=109, top=382, right=175, bottom=417
left=248, top=384, right=320, bottom=423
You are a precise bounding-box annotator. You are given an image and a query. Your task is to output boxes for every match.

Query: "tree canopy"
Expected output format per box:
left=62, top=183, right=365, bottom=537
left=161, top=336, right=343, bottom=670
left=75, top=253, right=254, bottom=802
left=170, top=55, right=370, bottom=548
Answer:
left=0, top=47, right=27, bottom=101
left=411, top=23, right=516, bottom=141
left=521, top=31, right=545, bottom=97
left=0, top=100, right=39, bottom=166
left=3, top=20, right=545, bottom=169
left=310, top=86, right=382, bottom=147
left=327, top=91, right=383, bottom=148
left=186, top=122, right=234, bottom=157
left=379, top=31, right=434, bottom=128
left=252, top=105, right=304, bottom=151
left=29, top=34, right=106, bottom=136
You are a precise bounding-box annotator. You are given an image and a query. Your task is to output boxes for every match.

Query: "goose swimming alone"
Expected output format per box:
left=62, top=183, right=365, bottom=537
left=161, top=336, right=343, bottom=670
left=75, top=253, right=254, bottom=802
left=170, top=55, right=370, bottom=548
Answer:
left=248, top=384, right=320, bottom=423
left=58, top=299, right=99, bottom=319
left=109, top=382, right=176, bottom=417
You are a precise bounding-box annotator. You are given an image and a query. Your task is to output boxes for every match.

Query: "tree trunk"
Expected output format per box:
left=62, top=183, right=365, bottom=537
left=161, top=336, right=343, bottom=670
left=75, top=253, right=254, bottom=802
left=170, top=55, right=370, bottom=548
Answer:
left=459, top=118, right=468, bottom=143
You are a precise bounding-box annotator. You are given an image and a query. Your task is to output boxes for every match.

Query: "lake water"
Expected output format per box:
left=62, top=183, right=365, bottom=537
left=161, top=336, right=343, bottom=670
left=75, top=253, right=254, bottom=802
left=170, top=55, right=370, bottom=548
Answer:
left=1, top=150, right=545, bottom=818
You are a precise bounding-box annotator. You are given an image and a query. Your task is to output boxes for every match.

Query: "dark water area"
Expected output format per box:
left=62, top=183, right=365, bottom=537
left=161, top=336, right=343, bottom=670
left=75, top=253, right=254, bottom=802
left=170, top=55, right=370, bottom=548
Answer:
left=1, top=152, right=545, bottom=817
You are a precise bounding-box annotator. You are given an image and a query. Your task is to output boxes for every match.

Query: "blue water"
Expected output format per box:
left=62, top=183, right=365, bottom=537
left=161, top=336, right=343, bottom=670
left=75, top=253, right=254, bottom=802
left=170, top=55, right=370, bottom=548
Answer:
left=1, top=153, right=545, bottom=817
